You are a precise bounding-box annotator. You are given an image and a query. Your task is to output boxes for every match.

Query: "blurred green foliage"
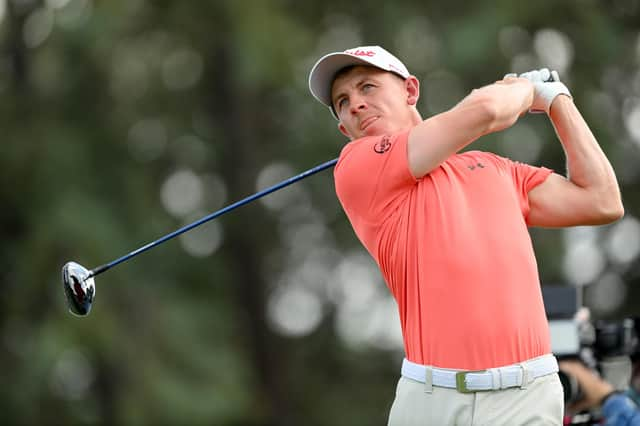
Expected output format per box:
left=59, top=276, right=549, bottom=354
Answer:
left=1, top=0, right=639, bottom=424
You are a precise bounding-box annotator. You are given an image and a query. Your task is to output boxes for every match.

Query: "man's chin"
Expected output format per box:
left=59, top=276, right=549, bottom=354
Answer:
left=358, top=118, right=381, bottom=134
left=362, top=124, right=388, bottom=138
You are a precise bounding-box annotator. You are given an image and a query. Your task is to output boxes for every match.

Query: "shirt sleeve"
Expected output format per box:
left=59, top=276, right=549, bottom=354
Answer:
left=602, top=393, right=640, bottom=426
left=334, top=131, right=417, bottom=226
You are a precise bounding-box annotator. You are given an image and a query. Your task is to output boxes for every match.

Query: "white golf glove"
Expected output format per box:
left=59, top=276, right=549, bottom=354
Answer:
left=504, top=68, right=572, bottom=113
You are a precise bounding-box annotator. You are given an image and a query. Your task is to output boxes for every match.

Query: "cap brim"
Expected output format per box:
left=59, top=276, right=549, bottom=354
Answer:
left=308, top=53, right=376, bottom=109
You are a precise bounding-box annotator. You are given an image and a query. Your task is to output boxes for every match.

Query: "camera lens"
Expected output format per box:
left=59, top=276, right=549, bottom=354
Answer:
left=558, top=371, right=582, bottom=403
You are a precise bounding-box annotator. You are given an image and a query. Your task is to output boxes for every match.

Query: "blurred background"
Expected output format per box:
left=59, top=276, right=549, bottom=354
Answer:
left=1, top=0, right=639, bottom=424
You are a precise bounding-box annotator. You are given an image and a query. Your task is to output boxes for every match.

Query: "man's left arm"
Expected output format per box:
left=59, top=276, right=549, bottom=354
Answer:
left=526, top=89, right=624, bottom=227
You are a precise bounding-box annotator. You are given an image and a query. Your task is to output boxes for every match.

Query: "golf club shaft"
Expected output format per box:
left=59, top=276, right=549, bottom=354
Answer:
left=88, top=158, right=338, bottom=278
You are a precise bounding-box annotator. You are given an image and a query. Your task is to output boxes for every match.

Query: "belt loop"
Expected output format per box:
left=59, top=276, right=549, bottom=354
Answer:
left=424, top=366, right=433, bottom=393
left=519, top=363, right=530, bottom=389
left=498, top=368, right=505, bottom=390
left=490, top=369, right=501, bottom=390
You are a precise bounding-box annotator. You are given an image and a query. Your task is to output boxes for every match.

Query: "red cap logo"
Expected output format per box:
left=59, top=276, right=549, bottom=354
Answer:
left=347, top=49, right=376, bottom=57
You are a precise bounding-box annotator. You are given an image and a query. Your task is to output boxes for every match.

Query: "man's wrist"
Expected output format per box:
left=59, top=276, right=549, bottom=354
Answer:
left=600, top=390, right=622, bottom=407
left=548, top=93, right=575, bottom=116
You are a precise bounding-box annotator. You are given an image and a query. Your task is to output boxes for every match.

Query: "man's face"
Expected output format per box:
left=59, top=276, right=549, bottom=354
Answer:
left=331, top=66, right=418, bottom=140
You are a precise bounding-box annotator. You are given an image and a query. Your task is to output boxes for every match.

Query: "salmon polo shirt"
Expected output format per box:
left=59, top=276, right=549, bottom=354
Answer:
left=334, top=131, right=554, bottom=370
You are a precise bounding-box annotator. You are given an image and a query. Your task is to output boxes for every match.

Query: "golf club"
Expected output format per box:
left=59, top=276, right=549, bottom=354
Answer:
left=62, top=157, right=338, bottom=317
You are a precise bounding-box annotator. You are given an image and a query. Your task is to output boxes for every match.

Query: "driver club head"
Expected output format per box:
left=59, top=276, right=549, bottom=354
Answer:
left=62, top=261, right=95, bottom=316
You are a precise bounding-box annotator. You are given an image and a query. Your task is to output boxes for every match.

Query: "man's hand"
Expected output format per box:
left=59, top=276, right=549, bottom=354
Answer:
left=559, top=360, right=616, bottom=415
left=505, top=68, right=572, bottom=113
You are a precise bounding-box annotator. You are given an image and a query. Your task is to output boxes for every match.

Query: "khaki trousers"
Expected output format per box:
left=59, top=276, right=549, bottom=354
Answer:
left=387, top=372, right=563, bottom=426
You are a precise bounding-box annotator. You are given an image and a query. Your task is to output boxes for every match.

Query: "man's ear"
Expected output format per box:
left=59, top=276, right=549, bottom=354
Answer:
left=405, top=76, right=420, bottom=106
left=338, top=122, right=352, bottom=139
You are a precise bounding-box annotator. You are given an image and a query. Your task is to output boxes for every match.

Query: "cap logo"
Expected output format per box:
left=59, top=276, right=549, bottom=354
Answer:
left=346, top=49, right=376, bottom=57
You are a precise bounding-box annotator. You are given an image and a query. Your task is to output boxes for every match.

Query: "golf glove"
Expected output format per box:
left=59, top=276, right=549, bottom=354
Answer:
left=504, top=68, right=572, bottom=113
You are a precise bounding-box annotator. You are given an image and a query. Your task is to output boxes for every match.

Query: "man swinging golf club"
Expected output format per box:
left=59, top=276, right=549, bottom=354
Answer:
left=308, top=46, right=623, bottom=425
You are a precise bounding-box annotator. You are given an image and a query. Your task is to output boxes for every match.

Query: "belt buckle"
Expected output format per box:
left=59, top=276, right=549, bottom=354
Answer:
left=455, top=370, right=487, bottom=393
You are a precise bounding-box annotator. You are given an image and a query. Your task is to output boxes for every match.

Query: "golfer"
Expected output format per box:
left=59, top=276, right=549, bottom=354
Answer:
left=308, top=46, right=624, bottom=425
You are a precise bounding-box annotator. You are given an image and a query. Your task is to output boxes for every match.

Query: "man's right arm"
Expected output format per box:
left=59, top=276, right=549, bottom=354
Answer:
left=560, top=360, right=640, bottom=426
left=602, top=394, right=640, bottom=426
left=407, top=78, right=534, bottom=178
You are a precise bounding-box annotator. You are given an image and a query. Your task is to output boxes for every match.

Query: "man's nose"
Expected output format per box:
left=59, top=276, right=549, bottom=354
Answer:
left=349, top=96, right=367, bottom=114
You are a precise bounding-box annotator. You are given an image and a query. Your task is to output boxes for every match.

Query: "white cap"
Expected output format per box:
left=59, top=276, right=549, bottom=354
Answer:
left=308, top=46, right=410, bottom=118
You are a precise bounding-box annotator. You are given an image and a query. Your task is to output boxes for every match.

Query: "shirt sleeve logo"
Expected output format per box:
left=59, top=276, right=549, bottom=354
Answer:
left=374, top=135, right=392, bottom=154
left=467, top=162, right=485, bottom=171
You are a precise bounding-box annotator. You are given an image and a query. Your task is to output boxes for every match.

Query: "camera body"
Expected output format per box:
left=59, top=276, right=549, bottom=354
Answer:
left=543, top=286, right=639, bottom=424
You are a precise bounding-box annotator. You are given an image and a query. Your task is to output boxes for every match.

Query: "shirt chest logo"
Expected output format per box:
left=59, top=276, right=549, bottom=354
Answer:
left=374, top=136, right=392, bottom=154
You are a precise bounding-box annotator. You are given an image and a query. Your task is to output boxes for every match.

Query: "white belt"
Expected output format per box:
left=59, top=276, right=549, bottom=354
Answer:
left=401, top=354, right=558, bottom=393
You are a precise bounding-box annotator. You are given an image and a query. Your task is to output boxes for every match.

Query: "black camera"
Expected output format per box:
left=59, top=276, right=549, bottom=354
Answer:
left=592, top=318, right=639, bottom=360
left=543, top=287, right=639, bottom=408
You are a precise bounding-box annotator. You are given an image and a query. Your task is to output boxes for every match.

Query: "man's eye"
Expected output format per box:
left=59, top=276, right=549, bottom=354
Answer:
left=362, top=84, right=374, bottom=91
left=337, top=98, right=348, bottom=109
